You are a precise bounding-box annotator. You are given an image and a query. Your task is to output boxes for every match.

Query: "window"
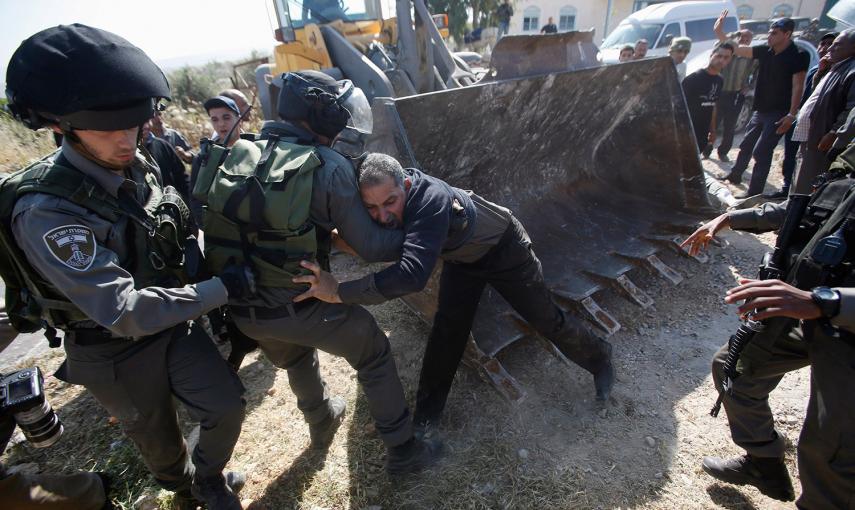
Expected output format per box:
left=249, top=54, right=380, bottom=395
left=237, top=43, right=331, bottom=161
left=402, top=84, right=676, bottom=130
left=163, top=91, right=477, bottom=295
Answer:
left=686, top=16, right=737, bottom=42
left=656, top=22, right=681, bottom=48
left=771, top=3, right=794, bottom=17
left=736, top=4, right=754, bottom=19
left=559, top=6, right=576, bottom=31
left=523, top=6, right=540, bottom=32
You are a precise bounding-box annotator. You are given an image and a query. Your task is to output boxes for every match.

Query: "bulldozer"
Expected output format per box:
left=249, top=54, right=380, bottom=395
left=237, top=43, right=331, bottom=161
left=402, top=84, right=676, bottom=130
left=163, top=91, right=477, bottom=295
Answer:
left=255, top=0, right=479, bottom=120
left=253, top=0, right=717, bottom=401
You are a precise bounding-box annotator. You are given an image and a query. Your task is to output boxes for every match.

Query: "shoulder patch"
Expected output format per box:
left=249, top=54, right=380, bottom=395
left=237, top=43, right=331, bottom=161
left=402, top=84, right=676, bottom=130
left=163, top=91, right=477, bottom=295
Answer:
left=42, top=225, right=97, bottom=271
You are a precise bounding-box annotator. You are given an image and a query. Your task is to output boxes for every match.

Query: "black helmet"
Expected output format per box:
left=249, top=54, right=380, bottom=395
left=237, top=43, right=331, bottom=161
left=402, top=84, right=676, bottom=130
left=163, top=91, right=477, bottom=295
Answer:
left=277, top=70, right=371, bottom=138
left=5, top=24, right=171, bottom=131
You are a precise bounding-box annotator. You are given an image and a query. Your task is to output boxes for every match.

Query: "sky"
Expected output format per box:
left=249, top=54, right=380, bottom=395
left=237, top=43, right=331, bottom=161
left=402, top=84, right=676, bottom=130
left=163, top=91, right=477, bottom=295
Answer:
left=0, top=0, right=280, bottom=95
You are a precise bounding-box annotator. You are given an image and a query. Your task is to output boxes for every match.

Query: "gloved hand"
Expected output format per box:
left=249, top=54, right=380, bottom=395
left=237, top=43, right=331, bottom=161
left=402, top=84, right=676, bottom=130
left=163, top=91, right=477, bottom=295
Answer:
left=220, top=260, right=257, bottom=299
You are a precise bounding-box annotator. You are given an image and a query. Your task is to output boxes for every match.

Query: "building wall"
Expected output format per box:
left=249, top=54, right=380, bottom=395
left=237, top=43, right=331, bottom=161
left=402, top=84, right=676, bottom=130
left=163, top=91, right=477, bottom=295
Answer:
left=731, top=0, right=824, bottom=20
left=506, top=0, right=825, bottom=41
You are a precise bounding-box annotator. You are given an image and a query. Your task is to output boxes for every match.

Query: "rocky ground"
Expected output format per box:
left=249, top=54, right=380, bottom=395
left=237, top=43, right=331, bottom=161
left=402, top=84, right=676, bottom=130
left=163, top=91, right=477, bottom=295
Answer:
left=1, top=142, right=810, bottom=509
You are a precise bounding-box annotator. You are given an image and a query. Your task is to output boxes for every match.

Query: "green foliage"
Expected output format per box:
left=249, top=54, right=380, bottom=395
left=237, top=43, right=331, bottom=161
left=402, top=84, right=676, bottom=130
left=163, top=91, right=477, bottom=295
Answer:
left=167, top=60, right=234, bottom=105
left=429, top=0, right=470, bottom=40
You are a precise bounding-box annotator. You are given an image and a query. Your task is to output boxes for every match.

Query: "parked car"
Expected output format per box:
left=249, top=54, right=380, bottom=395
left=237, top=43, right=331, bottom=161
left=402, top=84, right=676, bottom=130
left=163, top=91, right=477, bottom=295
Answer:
left=600, top=0, right=738, bottom=63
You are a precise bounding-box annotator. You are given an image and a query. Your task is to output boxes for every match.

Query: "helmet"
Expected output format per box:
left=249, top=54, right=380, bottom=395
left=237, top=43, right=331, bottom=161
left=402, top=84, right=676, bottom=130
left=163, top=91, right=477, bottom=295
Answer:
left=277, top=70, right=372, bottom=139
left=5, top=24, right=171, bottom=131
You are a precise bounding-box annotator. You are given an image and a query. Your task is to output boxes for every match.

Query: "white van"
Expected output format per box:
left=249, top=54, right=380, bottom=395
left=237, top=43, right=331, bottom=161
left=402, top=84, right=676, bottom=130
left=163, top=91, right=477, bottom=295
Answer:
left=600, top=1, right=739, bottom=64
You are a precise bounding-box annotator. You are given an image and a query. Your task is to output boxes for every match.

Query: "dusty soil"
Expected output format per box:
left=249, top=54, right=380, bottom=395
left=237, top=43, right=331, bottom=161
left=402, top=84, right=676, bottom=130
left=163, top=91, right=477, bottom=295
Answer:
left=1, top=144, right=811, bottom=509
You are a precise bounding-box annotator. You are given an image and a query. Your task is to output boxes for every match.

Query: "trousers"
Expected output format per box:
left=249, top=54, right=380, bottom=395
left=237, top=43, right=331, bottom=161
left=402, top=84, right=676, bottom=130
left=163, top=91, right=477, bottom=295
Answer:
left=57, top=323, right=246, bottom=492
left=414, top=217, right=613, bottom=422
left=712, top=319, right=855, bottom=508
left=231, top=300, right=413, bottom=447
left=731, top=110, right=788, bottom=196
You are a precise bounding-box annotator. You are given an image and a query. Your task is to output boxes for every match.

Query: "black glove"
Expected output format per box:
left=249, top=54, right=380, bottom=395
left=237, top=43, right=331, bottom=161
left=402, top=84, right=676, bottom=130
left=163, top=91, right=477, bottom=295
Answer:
left=220, top=260, right=257, bottom=299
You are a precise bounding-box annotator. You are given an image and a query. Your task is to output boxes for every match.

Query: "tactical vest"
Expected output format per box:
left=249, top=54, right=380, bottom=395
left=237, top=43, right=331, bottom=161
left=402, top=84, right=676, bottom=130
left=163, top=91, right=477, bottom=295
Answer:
left=192, top=135, right=321, bottom=289
left=0, top=152, right=193, bottom=337
left=789, top=176, right=855, bottom=292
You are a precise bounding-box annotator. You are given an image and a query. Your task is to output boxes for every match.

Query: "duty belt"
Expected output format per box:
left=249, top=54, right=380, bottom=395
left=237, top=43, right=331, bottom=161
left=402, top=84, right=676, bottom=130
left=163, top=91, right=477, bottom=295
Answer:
left=229, top=299, right=318, bottom=320
left=66, top=324, right=185, bottom=346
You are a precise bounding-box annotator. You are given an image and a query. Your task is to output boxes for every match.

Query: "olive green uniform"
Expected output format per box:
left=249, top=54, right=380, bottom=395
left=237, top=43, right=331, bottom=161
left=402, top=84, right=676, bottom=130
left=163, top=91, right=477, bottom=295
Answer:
left=713, top=150, right=855, bottom=508
left=220, top=123, right=413, bottom=446
left=9, top=142, right=245, bottom=493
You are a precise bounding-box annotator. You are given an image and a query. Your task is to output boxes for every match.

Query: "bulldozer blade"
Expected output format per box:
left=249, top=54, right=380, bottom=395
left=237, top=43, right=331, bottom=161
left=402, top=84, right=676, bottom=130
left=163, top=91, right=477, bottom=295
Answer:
left=368, top=57, right=709, bottom=370
left=486, top=30, right=600, bottom=80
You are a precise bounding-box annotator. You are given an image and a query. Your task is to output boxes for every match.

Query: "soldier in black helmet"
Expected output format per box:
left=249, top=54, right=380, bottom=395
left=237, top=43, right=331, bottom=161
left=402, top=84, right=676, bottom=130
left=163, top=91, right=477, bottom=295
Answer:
left=192, top=70, right=442, bottom=474
left=4, top=24, right=256, bottom=509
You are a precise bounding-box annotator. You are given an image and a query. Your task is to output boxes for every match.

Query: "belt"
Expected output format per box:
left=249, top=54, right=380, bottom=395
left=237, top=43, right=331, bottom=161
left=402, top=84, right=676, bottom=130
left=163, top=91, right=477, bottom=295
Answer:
left=67, top=324, right=184, bottom=346
left=229, top=298, right=318, bottom=320
left=67, top=328, right=127, bottom=346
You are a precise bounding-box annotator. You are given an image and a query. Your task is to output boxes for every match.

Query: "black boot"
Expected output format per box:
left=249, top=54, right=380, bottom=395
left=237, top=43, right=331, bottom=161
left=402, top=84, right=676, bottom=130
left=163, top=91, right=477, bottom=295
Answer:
left=187, top=471, right=245, bottom=510
left=385, top=437, right=443, bottom=475
left=701, top=454, right=794, bottom=501
left=718, top=171, right=742, bottom=185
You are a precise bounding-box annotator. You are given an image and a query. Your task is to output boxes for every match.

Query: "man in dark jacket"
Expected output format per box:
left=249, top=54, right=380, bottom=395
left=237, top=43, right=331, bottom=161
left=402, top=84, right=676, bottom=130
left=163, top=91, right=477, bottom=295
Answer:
left=789, top=29, right=855, bottom=194
left=292, top=153, right=615, bottom=433
left=141, top=119, right=190, bottom=201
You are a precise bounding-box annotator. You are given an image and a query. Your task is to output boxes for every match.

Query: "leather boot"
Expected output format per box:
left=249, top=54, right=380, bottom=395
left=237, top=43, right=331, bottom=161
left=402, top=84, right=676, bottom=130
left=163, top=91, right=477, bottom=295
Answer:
left=186, top=471, right=245, bottom=510
left=702, top=454, right=794, bottom=501
left=385, top=437, right=443, bottom=475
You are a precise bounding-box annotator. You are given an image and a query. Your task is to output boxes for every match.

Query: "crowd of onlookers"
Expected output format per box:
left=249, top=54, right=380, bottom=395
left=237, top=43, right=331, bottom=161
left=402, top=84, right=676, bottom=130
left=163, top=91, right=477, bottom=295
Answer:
left=613, top=11, right=853, bottom=200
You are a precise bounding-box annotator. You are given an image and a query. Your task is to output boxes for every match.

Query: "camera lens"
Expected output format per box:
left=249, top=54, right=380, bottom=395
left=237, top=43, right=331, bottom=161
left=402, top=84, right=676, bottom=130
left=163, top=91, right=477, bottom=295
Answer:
left=14, top=397, right=64, bottom=449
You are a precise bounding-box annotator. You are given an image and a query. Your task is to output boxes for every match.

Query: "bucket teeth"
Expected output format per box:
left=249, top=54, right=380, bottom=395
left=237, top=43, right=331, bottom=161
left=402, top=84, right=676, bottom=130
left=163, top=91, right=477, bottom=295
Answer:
left=616, top=274, right=654, bottom=308
left=582, top=271, right=653, bottom=309
left=463, top=336, right=526, bottom=402
left=581, top=296, right=621, bottom=335
left=671, top=235, right=709, bottom=263
left=644, top=254, right=684, bottom=284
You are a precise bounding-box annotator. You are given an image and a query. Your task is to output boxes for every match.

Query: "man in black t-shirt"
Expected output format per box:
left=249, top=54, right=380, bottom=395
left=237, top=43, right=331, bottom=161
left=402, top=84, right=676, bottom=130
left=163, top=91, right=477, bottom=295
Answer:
left=715, top=13, right=809, bottom=197
left=541, top=17, right=558, bottom=34
left=683, top=42, right=734, bottom=150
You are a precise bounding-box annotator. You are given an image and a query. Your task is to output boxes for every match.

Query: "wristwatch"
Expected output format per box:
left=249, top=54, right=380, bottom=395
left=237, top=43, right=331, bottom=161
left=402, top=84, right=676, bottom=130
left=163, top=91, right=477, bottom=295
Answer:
left=811, top=286, right=841, bottom=319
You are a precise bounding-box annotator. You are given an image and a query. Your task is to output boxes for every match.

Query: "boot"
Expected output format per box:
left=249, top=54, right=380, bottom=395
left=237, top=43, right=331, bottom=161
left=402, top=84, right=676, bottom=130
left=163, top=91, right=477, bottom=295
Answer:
left=701, top=454, right=794, bottom=501
left=188, top=471, right=245, bottom=510
left=309, top=395, right=346, bottom=449
left=385, top=437, right=443, bottom=475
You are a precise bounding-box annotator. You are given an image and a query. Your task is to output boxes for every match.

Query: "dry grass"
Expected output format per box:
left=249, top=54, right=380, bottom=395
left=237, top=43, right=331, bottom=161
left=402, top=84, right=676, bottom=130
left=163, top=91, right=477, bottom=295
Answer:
left=0, top=113, right=56, bottom=173
left=2, top=238, right=810, bottom=510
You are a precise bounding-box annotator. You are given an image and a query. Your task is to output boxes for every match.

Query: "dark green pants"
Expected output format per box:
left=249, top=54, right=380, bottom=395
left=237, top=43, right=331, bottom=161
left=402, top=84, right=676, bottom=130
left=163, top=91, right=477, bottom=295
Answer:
left=58, top=323, right=245, bottom=492
left=711, top=322, right=809, bottom=458
left=232, top=300, right=413, bottom=447
left=796, top=324, right=855, bottom=509
left=712, top=321, right=855, bottom=508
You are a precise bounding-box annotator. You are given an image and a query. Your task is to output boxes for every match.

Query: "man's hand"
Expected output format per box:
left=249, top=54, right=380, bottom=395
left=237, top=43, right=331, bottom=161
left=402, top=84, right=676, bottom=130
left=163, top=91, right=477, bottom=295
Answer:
left=713, top=10, right=729, bottom=40
left=174, top=146, right=194, bottom=164
left=818, top=132, right=837, bottom=152
left=775, top=114, right=794, bottom=135
left=292, top=260, right=343, bottom=303
left=680, top=213, right=731, bottom=256
left=725, top=278, right=821, bottom=320
left=708, top=130, right=717, bottom=145
left=330, top=228, right=358, bottom=257
left=818, top=54, right=833, bottom=74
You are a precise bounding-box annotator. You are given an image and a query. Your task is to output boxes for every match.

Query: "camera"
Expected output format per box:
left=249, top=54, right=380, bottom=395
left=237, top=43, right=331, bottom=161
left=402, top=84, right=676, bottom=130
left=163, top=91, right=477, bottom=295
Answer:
left=0, top=367, right=63, bottom=448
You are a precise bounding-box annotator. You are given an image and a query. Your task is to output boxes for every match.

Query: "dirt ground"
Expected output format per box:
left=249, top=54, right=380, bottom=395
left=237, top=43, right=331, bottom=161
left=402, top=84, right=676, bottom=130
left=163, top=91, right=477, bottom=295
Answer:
left=1, top=143, right=811, bottom=509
